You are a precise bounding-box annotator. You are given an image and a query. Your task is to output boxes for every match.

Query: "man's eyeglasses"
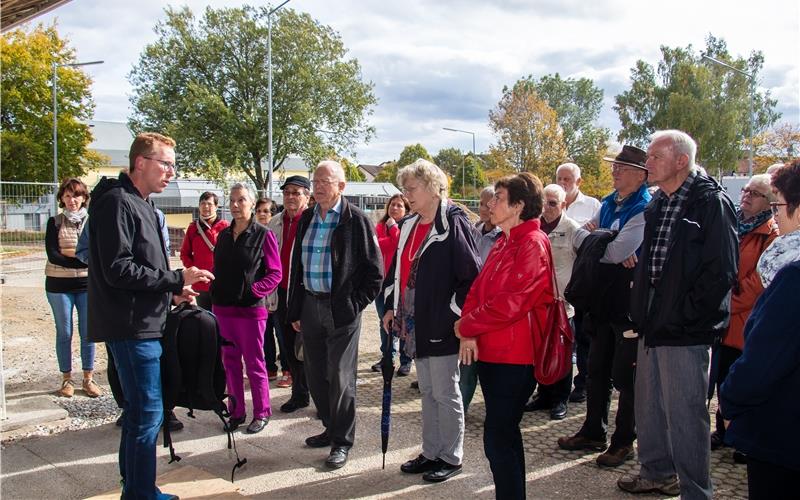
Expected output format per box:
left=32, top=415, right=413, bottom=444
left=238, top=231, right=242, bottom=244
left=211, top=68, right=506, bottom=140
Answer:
left=741, top=188, right=766, bottom=199
left=311, top=179, right=338, bottom=187
left=770, top=202, right=787, bottom=215
left=143, top=156, right=177, bottom=173
left=282, top=189, right=305, bottom=197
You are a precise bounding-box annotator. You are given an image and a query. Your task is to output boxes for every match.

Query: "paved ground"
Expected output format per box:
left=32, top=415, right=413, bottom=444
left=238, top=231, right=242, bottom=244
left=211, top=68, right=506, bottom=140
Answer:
left=1, top=269, right=747, bottom=499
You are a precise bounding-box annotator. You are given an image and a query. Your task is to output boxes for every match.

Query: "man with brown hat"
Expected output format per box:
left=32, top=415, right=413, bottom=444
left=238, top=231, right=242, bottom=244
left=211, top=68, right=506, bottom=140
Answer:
left=557, top=145, right=652, bottom=468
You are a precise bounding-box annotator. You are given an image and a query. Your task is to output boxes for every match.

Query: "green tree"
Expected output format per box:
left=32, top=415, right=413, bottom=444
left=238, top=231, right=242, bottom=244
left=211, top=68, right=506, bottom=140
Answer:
left=373, top=161, right=398, bottom=185
left=451, top=154, right=488, bottom=199
left=489, top=81, right=567, bottom=177
left=340, top=157, right=366, bottom=182
left=434, top=147, right=465, bottom=177
left=128, top=5, right=376, bottom=190
left=375, top=143, right=433, bottom=186
left=1, top=24, right=105, bottom=183
left=614, top=35, right=780, bottom=175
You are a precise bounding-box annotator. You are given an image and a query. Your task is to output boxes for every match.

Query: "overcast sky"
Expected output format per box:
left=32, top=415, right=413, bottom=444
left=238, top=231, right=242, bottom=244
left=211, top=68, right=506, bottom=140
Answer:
left=36, top=0, right=799, bottom=165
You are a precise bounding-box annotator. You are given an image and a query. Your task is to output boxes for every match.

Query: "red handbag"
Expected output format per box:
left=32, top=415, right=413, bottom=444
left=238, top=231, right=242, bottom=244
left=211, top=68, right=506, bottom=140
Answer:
left=534, top=244, right=574, bottom=385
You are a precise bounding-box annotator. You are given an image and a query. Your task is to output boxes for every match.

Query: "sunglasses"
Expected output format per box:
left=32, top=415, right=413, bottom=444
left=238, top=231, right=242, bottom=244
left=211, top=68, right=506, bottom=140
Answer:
left=770, top=202, right=787, bottom=215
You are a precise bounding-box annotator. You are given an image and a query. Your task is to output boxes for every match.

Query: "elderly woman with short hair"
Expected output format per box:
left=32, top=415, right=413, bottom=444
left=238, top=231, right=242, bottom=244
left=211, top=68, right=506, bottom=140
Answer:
left=712, top=173, right=779, bottom=452
left=382, top=159, right=480, bottom=483
left=211, top=183, right=282, bottom=434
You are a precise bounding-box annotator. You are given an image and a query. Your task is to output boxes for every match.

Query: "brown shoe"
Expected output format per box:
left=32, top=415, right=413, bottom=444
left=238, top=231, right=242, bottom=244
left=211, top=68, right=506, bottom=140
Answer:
left=82, top=378, right=103, bottom=398
left=557, top=434, right=607, bottom=452
left=596, top=444, right=635, bottom=467
left=58, top=379, right=75, bottom=397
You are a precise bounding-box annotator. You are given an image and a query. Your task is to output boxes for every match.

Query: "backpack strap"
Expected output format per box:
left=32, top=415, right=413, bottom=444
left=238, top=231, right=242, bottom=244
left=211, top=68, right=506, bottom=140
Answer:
left=196, top=219, right=216, bottom=252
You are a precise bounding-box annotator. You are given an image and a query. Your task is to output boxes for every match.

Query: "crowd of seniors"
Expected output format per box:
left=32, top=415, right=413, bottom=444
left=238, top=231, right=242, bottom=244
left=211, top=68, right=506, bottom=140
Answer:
left=52, top=128, right=799, bottom=499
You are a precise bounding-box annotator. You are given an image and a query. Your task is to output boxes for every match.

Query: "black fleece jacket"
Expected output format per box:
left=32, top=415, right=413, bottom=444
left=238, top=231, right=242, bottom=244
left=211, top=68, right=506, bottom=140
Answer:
left=87, top=173, right=184, bottom=342
left=630, top=174, right=738, bottom=346
left=286, top=197, right=383, bottom=328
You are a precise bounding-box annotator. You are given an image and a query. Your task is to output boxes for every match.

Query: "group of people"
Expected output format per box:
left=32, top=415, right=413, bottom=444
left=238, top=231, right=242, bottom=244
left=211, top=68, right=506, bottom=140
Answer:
left=44, top=128, right=799, bottom=499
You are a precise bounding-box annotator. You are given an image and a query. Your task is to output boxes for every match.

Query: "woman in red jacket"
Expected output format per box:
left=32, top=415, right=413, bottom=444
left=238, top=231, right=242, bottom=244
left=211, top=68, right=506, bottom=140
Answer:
left=455, top=172, right=554, bottom=500
left=180, top=191, right=229, bottom=310
left=371, top=193, right=411, bottom=374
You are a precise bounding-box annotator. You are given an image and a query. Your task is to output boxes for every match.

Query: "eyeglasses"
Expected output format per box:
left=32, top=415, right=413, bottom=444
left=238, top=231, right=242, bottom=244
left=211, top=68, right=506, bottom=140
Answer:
left=770, top=202, right=788, bottom=215
left=143, top=156, right=177, bottom=173
left=741, top=188, right=767, bottom=199
left=282, top=189, right=305, bottom=197
left=311, top=179, right=338, bottom=187
left=545, top=200, right=560, bottom=208
left=611, top=164, right=641, bottom=173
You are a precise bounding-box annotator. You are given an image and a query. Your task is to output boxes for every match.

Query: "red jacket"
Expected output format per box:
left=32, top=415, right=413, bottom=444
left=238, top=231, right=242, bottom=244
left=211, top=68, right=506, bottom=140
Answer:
left=375, top=220, right=400, bottom=278
left=180, top=217, right=230, bottom=292
left=722, top=217, right=779, bottom=351
left=459, top=219, right=554, bottom=365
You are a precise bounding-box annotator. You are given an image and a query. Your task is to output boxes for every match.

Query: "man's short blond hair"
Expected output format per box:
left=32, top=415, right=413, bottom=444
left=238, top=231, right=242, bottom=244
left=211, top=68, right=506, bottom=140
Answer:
left=129, top=132, right=176, bottom=171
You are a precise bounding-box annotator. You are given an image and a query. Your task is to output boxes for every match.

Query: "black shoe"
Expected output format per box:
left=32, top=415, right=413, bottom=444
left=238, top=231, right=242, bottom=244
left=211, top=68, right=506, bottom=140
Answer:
left=422, top=461, right=462, bottom=483
left=568, top=388, right=586, bottom=403
left=410, top=381, right=419, bottom=390
left=371, top=361, right=382, bottom=373
left=397, top=363, right=411, bottom=377
left=305, top=431, right=331, bottom=448
left=280, top=399, right=309, bottom=413
left=166, top=410, right=184, bottom=432
left=325, top=446, right=349, bottom=469
left=246, top=417, right=268, bottom=434
left=557, top=433, right=607, bottom=451
left=733, top=450, right=747, bottom=464
left=116, top=413, right=124, bottom=427
left=226, top=415, right=246, bottom=432
left=401, top=454, right=441, bottom=474
left=524, top=395, right=551, bottom=412
left=710, top=430, right=724, bottom=450
left=550, top=401, right=568, bottom=420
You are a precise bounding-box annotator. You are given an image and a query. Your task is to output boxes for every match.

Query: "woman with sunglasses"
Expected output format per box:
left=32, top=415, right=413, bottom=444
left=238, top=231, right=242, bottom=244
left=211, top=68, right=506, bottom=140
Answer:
left=721, top=160, right=800, bottom=498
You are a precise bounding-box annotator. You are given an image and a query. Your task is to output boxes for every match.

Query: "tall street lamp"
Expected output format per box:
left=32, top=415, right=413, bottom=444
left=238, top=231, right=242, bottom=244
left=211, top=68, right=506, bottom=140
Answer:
left=702, top=54, right=756, bottom=177
left=52, top=59, right=103, bottom=214
left=267, top=0, right=291, bottom=199
left=442, top=127, right=476, bottom=198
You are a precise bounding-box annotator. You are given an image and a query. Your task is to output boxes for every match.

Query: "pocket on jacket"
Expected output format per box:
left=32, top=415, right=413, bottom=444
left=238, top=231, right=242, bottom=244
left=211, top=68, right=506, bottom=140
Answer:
left=480, top=327, right=515, bottom=352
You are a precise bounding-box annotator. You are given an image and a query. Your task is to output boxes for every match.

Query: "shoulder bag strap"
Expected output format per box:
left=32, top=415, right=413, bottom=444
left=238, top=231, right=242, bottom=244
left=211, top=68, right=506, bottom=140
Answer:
left=196, top=220, right=215, bottom=252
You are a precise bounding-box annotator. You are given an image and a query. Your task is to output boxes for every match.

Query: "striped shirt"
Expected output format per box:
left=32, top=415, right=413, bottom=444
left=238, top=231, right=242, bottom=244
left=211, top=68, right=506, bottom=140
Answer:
left=301, top=197, right=342, bottom=292
left=648, top=171, right=696, bottom=286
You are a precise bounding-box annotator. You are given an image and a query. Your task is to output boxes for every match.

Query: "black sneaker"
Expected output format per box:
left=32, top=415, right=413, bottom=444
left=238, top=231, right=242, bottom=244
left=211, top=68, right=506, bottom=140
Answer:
left=166, top=410, right=184, bottom=432
left=280, top=399, right=310, bottom=413
left=568, top=388, right=586, bottom=403
left=422, top=461, right=462, bottom=483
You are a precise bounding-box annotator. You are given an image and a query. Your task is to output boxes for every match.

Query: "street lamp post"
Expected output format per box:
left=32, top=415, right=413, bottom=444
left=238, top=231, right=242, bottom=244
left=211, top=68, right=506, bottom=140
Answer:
left=702, top=55, right=755, bottom=177
left=267, top=0, right=291, bottom=199
left=52, top=59, right=103, bottom=215
left=442, top=127, right=476, bottom=198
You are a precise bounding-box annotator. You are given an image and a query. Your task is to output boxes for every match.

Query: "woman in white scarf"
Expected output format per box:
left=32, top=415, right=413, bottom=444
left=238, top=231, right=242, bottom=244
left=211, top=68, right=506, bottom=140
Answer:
left=757, top=162, right=800, bottom=287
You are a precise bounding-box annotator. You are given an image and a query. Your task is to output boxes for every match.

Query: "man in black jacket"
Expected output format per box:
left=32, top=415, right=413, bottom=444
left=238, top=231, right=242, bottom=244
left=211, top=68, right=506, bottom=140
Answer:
left=618, top=130, right=737, bottom=499
left=287, top=160, right=383, bottom=469
left=88, top=132, right=213, bottom=500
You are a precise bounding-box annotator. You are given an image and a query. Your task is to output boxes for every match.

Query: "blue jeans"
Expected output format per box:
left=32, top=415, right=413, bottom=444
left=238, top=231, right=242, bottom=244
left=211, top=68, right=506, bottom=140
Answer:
left=374, top=295, right=411, bottom=365
left=107, top=339, right=164, bottom=500
left=46, top=291, right=94, bottom=373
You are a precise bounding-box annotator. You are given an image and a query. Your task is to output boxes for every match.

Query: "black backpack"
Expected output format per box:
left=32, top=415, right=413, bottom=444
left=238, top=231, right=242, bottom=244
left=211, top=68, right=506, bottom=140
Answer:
left=161, top=303, right=247, bottom=480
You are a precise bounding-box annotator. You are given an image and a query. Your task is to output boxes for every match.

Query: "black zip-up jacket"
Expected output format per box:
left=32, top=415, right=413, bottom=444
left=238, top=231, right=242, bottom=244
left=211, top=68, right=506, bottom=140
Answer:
left=630, top=174, right=738, bottom=346
left=87, top=173, right=184, bottom=342
left=286, top=197, right=383, bottom=328
left=383, top=200, right=481, bottom=358
left=211, top=218, right=267, bottom=308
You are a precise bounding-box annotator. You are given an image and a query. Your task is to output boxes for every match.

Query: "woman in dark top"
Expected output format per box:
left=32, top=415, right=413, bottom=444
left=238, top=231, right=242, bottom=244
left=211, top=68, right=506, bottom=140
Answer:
left=211, top=183, right=282, bottom=434
left=45, top=178, right=101, bottom=398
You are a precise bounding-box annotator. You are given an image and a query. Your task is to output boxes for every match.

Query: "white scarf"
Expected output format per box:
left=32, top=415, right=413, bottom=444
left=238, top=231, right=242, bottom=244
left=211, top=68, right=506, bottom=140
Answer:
left=757, top=230, right=800, bottom=288
left=63, top=207, right=87, bottom=225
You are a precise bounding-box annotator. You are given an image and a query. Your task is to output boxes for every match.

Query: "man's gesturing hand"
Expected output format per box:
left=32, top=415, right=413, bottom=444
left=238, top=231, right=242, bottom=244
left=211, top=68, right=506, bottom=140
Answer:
left=182, top=266, right=214, bottom=286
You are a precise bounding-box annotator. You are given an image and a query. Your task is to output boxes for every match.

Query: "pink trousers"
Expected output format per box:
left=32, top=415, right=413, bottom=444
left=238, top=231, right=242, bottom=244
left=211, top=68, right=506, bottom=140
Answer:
left=216, top=314, right=272, bottom=419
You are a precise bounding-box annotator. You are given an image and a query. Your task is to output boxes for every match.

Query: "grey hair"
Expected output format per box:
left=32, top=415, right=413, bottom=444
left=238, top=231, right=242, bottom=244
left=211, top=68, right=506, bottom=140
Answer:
left=397, top=158, right=449, bottom=197
left=316, top=160, right=346, bottom=182
left=556, top=162, right=581, bottom=180
left=544, top=183, right=566, bottom=203
left=480, top=185, right=495, bottom=199
left=748, top=173, right=778, bottom=202
left=230, top=182, right=256, bottom=203
left=650, top=130, right=697, bottom=169
left=766, top=163, right=785, bottom=175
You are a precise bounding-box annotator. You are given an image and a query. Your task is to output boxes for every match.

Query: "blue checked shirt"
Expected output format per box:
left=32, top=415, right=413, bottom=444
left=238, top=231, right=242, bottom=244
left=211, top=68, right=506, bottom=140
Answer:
left=301, top=197, right=342, bottom=292
left=648, top=170, right=697, bottom=286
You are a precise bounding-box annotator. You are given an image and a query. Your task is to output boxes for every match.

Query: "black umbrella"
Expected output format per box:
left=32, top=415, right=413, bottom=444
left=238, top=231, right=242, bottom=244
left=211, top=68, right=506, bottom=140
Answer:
left=380, top=350, right=395, bottom=469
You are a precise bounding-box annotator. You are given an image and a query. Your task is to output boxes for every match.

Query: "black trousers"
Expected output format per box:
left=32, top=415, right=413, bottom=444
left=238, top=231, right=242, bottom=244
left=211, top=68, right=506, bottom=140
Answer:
left=300, top=292, right=361, bottom=447
left=277, top=287, right=308, bottom=404
left=478, top=361, right=536, bottom=500
left=572, top=309, right=590, bottom=392
left=579, top=320, right=637, bottom=447
left=747, top=455, right=796, bottom=500
left=714, top=344, right=742, bottom=437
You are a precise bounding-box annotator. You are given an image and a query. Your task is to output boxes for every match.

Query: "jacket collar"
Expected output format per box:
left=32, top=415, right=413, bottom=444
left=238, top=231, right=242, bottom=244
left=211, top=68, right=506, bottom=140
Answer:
left=506, top=218, right=541, bottom=243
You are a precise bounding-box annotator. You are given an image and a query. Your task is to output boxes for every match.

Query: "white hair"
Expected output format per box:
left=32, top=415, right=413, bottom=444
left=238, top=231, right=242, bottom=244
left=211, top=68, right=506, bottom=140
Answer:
left=229, top=182, right=256, bottom=203
left=397, top=158, right=449, bottom=197
left=316, top=160, right=346, bottom=182
left=556, top=162, right=581, bottom=180
left=748, top=173, right=777, bottom=202
left=650, top=130, right=697, bottom=169
left=480, top=185, right=495, bottom=199
left=544, top=183, right=566, bottom=203
left=766, top=163, right=785, bottom=175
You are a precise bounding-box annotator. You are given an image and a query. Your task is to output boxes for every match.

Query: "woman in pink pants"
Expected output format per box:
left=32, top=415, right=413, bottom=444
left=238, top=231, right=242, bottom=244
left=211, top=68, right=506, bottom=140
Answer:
left=211, top=183, right=282, bottom=433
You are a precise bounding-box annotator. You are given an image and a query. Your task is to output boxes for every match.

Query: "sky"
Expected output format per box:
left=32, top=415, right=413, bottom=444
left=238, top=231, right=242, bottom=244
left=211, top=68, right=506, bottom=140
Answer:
left=34, top=0, right=800, bottom=165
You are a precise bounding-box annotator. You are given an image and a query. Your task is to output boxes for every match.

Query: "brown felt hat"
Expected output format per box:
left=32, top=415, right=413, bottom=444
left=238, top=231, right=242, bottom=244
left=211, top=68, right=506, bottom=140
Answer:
left=603, top=145, right=647, bottom=171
